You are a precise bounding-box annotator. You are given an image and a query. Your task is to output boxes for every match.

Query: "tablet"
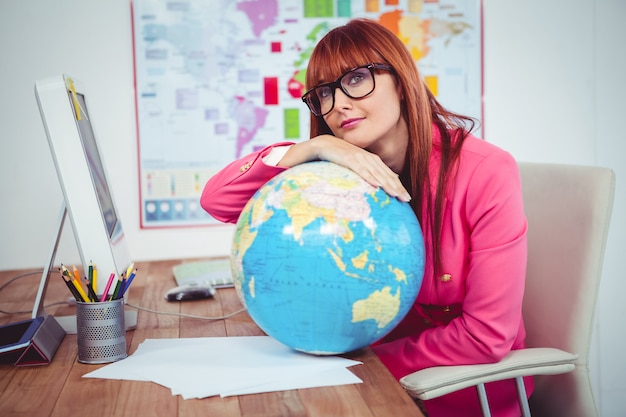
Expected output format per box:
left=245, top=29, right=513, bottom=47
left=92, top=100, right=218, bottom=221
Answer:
left=0, top=317, right=44, bottom=354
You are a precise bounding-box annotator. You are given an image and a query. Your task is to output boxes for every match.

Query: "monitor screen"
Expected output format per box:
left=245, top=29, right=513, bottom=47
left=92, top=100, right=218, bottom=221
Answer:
left=69, top=92, right=119, bottom=239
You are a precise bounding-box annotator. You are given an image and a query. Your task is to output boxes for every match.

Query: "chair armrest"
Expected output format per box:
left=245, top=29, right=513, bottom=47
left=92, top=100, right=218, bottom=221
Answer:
left=400, top=347, right=578, bottom=400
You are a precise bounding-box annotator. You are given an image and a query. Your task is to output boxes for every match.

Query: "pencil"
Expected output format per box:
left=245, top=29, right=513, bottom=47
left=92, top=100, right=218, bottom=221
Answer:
left=125, top=262, right=134, bottom=278
left=82, top=275, right=98, bottom=302
left=92, top=264, right=98, bottom=295
left=61, top=265, right=86, bottom=301
left=120, top=269, right=137, bottom=298
left=60, top=268, right=81, bottom=301
left=100, top=272, right=116, bottom=302
left=115, top=275, right=128, bottom=300
left=111, top=274, right=124, bottom=300
left=71, top=265, right=86, bottom=294
left=88, top=261, right=93, bottom=287
left=71, top=277, right=89, bottom=302
left=60, top=264, right=73, bottom=280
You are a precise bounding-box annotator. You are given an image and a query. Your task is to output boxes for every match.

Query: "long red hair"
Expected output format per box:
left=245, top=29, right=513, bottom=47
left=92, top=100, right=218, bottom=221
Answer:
left=305, top=18, right=476, bottom=275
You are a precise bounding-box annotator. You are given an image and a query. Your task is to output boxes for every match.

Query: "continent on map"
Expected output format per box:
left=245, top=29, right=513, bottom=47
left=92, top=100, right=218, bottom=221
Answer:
left=236, top=0, right=278, bottom=37
left=288, top=22, right=331, bottom=98
left=231, top=96, right=269, bottom=157
left=378, top=10, right=472, bottom=61
left=352, top=287, right=402, bottom=329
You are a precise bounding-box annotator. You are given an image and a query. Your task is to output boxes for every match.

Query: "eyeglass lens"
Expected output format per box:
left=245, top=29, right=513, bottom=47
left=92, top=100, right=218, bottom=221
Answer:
left=306, top=66, right=376, bottom=116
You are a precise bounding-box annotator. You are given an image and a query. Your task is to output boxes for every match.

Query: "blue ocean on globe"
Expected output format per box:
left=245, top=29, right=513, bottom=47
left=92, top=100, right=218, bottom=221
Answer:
left=231, top=161, right=425, bottom=354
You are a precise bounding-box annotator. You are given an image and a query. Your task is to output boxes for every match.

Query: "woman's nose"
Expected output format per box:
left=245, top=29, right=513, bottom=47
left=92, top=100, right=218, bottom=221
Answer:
left=333, top=87, right=352, bottom=110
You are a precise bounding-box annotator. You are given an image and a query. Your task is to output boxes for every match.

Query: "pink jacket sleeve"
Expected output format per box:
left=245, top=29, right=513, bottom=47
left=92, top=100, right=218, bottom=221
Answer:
left=372, top=146, right=528, bottom=379
left=200, top=142, right=294, bottom=223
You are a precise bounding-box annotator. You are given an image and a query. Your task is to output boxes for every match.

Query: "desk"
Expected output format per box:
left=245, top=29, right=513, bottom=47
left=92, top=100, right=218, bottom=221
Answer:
left=0, top=260, right=423, bottom=417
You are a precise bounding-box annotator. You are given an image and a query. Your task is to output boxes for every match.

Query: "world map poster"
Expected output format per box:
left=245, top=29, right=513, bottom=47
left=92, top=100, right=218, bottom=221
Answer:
left=132, top=0, right=483, bottom=227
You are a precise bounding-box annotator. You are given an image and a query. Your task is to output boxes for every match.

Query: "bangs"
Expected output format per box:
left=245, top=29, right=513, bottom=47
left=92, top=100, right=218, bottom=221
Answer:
left=305, top=26, right=384, bottom=89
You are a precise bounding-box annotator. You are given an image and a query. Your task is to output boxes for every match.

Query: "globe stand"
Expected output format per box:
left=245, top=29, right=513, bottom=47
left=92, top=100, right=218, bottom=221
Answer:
left=32, top=203, right=137, bottom=334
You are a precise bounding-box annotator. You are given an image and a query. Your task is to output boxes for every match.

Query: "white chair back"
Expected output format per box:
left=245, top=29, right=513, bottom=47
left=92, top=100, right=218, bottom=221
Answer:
left=519, top=162, right=615, bottom=417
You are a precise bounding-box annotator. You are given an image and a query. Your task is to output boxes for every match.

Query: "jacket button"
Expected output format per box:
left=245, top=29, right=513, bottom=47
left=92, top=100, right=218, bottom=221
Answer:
left=440, top=274, right=452, bottom=282
left=240, top=161, right=252, bottom=172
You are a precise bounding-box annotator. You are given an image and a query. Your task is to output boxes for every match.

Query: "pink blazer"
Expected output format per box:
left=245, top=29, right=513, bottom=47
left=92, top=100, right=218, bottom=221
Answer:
left=201, top=131, right=531, bottom=417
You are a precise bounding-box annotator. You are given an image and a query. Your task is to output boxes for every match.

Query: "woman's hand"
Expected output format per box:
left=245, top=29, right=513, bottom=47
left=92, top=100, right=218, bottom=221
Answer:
left=279, top=135, right=411, bottom=202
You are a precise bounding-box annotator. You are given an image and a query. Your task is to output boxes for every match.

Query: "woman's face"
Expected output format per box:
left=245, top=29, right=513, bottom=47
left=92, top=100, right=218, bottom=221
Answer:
left=322, top=70, right=408, bottom=170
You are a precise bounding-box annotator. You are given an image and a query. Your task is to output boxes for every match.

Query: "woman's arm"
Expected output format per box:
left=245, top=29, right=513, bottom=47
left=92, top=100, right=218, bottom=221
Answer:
left=200, top=142, right=295, bottom=223
left=201, top=135, right=412, bottom=223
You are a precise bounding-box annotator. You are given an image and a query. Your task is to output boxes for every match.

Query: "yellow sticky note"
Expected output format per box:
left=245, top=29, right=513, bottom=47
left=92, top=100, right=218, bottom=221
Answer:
left=64, top=78, right=82, bottom=120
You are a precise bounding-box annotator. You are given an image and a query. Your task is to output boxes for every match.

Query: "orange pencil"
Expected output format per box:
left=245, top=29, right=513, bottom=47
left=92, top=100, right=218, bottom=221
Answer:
left=72, top=265, right=84, bottom=291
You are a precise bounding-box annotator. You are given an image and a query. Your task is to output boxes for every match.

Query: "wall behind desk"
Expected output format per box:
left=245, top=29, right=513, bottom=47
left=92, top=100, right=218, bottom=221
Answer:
left=0, top=0, right=235, bottom=270
left=0, top=1, right=624, bottom=415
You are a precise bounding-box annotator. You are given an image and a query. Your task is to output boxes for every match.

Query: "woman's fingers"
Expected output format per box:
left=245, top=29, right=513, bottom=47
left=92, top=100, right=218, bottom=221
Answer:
left=351, top=153, right=411, bottom=202
left=312, top=136, right=411, bottom=202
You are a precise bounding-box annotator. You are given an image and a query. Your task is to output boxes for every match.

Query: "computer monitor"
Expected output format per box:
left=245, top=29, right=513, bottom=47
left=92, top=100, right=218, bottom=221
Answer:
left=33, top=75, right=135, bottom=332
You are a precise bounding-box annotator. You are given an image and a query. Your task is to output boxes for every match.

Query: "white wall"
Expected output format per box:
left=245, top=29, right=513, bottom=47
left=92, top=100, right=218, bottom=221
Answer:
left=0, top=0, right=234, bottom=269
left=483, top=1, right=626, bottom=415
left=589, top=1, right=626, bottom=414
left=0, top=0, right=624, bottom=414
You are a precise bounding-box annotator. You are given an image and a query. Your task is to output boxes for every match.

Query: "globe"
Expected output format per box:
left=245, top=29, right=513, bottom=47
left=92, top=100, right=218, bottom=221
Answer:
left=231, top=161, right=425, bottom=355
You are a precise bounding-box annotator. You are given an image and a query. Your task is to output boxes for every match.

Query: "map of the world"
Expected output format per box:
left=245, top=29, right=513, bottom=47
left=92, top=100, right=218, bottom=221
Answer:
left=132, top=0, right=482, bottom=227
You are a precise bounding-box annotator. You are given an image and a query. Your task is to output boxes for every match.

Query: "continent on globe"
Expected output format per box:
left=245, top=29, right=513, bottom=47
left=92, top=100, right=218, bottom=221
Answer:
left=231, top=161, right=425, bottom=355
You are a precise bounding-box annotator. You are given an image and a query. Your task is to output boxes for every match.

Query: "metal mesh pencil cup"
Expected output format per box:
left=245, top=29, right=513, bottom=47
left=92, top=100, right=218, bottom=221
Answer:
left=76, top=298, right=127, bottom=364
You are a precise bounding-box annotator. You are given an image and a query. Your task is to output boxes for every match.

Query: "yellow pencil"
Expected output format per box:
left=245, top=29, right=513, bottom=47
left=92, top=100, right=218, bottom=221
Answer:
left=92, top=264, right=98, bottom=295
left=71, top=277, right=89, bottom=302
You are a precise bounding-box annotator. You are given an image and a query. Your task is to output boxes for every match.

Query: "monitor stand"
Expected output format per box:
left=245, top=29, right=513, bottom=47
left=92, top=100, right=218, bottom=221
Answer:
left=32, top=203, right=137, bottom=334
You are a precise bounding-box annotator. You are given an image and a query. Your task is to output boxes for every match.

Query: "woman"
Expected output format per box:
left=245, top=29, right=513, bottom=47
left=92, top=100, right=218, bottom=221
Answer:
left=201, top=19, right=531, bottom=417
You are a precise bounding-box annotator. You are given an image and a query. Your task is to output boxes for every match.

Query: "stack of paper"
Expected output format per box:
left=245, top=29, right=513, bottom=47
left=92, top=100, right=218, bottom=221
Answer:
left=83, top=336, right=362, bottom=399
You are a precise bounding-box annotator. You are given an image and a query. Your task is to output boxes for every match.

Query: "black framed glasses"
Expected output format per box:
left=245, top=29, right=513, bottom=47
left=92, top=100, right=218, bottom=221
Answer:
left=301, top=63, right=394, bottom=116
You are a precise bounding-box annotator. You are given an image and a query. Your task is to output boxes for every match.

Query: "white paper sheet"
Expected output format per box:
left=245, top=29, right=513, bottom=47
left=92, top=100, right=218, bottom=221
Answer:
left=83, top=336, right=362, bottom=399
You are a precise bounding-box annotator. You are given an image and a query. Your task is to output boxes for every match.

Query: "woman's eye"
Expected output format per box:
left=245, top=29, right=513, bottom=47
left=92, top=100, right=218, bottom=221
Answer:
left=345, top=68, right=371, bottom=86
left=347, top=74, right=365, bottom=86
left=318, top=86, right=332, bottom=99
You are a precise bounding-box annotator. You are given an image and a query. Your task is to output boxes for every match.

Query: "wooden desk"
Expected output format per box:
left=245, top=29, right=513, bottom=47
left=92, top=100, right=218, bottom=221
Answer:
left=0, top=260, right=422, bottom=417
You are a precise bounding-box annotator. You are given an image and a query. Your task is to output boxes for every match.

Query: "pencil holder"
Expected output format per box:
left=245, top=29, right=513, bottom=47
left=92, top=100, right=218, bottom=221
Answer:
left=76, top=298, right=127, bottom=364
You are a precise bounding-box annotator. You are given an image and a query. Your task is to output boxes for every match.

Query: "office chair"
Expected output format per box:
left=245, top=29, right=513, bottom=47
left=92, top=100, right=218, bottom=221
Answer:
left=399, top=162, right=615, bottom=417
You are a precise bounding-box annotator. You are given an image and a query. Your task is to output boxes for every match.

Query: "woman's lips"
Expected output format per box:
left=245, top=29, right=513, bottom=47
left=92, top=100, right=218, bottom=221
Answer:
left=340, top=118, right=363, bottom=128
